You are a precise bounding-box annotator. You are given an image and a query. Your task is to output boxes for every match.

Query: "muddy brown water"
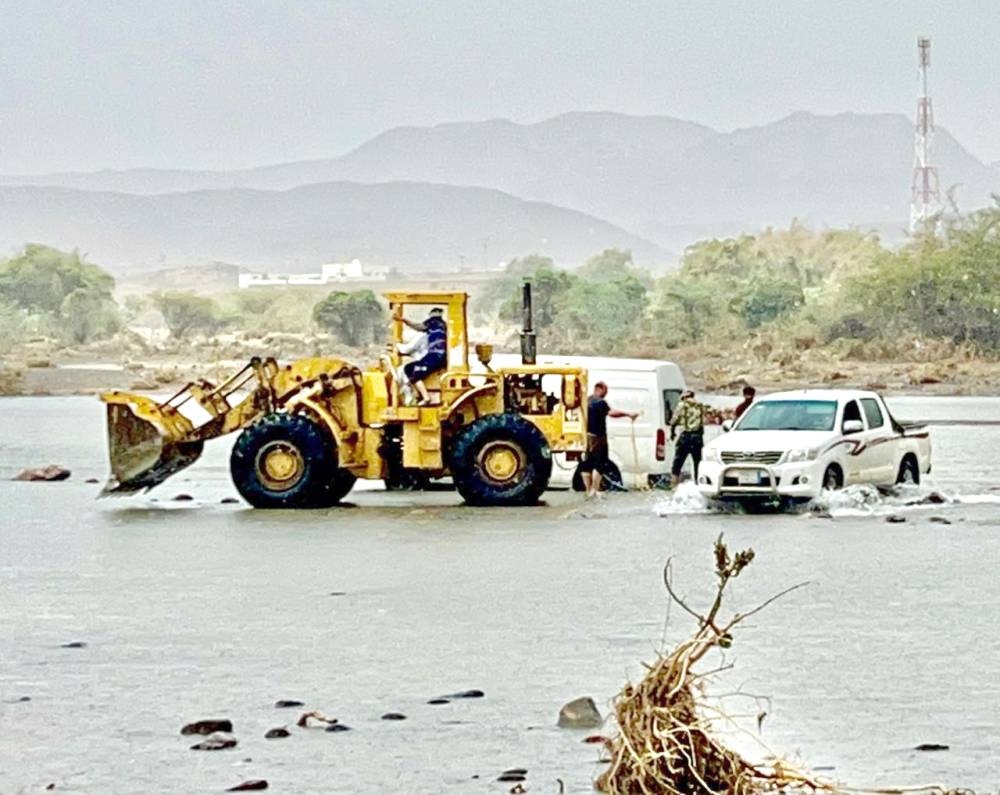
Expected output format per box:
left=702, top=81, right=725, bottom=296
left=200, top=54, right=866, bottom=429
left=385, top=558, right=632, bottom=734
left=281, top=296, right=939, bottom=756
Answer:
left=1, top=396, right=999, bottom=793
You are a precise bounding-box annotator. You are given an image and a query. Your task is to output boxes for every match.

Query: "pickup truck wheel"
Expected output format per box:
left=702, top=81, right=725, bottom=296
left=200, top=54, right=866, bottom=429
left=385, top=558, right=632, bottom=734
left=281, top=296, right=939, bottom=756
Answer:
left=896, top=456, right=920, bottom=486
left=451, top=414, right=552, bottom=506
left=231, top=413, right=344, bottom=509
left=571, top=460, right=625, bottom=492
left=822, top=464, right=844, bottom=491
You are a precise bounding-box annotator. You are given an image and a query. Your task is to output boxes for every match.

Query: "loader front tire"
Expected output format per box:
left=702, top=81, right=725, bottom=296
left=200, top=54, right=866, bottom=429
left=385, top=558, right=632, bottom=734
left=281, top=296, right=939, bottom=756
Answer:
left=450, top=414, right=552, bottom=507
left=230, top=413, right=350, bottom=508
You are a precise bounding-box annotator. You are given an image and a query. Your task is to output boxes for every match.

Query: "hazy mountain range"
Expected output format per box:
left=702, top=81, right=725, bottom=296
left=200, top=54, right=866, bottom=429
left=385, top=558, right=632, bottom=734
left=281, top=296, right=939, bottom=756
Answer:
left=0, top=181, right=663, bottom=272
left=2, top=111, right=998, bottom=273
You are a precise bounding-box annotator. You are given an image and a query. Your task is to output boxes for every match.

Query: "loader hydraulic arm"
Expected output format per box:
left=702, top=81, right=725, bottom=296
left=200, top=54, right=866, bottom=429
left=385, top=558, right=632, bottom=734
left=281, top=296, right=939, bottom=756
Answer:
left=100, top=357, right=279, bottom=494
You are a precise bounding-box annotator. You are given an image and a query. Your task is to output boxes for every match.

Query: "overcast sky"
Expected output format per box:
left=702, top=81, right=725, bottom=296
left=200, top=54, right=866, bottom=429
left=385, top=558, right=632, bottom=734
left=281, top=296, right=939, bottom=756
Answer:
left=3, top=0, right=999, bottom=174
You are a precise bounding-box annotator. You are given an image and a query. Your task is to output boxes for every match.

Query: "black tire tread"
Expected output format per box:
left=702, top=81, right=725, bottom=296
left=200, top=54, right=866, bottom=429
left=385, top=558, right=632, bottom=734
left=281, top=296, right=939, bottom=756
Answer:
left=230, top=413, right=352, bottom=508
left=896, top=455, right=920, bottom=485
left=450, top=414, right=552, bottom=506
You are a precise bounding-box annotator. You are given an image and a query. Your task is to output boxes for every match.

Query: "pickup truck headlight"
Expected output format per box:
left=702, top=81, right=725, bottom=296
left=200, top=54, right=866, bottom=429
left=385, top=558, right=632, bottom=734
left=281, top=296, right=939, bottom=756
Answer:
left=784, top=448, right=819, bottom=463
left=704, top=447, right=722, bottom=464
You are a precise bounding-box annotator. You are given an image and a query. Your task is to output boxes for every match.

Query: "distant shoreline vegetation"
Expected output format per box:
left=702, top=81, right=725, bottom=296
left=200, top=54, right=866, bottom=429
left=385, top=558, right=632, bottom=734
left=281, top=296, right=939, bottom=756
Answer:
left=1, top=206, right=999, bottom=365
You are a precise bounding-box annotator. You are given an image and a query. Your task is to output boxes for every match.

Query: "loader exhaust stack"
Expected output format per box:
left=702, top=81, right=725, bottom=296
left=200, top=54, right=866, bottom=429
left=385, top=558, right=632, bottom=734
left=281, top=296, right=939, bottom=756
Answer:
left=520, top=279, right=536, bottom=365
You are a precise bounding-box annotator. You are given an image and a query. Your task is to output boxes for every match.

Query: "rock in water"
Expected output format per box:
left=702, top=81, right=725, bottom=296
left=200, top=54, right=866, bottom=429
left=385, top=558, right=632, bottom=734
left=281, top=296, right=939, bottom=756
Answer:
left=227, top=780, right=268, bottom=791
left=885, top=514, right=907, bottom=524
left=274, top=699, right=304, bottom=709
left=381, top=713, right=406, bottom=721
left=221, top=497, right=239, bottom=504
left=12, top=465, right=71, bottom=482
left=173, top=493, right=194, bottom=501
left=441, top=689, right=484, bottom=699
left=558, top=697, right=603, bottom=729
left=296, top=710, right=337, bottom=728
left=915, top=743, right=949, bottom=752
left=265, top=727, right=290, bottom=739
left=190, top=732, right=237, bottom=751
left=324, top=723, right=351, bottom=733
left=929, top=516, right=952, bottom=525
left=60, top=641, right=87, bottom=649
left=181, top=719, right=233, bottom=735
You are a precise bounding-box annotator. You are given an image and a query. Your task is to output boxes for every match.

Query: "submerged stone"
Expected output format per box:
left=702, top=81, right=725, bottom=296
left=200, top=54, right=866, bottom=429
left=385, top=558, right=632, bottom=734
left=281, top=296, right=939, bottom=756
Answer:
left=914, top=743, right=949, bottom=752
left=558, top=697, right=603, bottom=729
left=381, top=713, right=406, bottom=721
left=181, top=719, right=233, bottom=736
left=13, top=465, right=70, bottom=482
left=274, top=699, right=304, bottom=709
left=442, top=689, right=484, bottom=699
left=190, top=732, right=237, bottom=751
left=265, top=727, right=290, bottom=739
left=226, top=780, right=268, bottom=791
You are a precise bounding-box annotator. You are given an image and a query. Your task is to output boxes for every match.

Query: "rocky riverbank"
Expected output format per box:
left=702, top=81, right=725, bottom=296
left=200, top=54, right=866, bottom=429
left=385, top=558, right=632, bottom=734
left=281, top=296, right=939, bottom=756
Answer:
left=3, top=338, right=1000, bottom=397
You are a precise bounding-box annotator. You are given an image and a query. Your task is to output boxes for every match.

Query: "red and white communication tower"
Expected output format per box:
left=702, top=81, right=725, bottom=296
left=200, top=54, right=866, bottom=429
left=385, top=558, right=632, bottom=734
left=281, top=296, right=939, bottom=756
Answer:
left=910, top=36, right=941, bottom=232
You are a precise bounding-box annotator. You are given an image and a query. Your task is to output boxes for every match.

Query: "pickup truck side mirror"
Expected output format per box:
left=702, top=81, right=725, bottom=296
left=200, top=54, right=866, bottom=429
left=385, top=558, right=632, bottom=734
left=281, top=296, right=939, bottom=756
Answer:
left=843, top=419, right=864, bottom=434
left=721, top=419, right=733, bottom=432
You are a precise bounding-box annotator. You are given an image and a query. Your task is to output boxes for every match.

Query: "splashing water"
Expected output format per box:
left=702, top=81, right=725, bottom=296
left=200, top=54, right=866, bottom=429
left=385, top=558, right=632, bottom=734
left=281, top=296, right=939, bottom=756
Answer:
left=655, top=482, right=712, bottom=515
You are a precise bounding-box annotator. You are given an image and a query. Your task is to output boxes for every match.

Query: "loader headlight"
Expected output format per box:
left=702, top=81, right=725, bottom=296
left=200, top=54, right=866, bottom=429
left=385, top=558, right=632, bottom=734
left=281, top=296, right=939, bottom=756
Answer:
left=784, top=448, right=818, bottom=463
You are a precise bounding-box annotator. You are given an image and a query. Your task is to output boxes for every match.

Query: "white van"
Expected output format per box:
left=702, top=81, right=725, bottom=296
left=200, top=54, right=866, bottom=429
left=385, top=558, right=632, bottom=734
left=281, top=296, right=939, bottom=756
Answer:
left=484, top=354, right=687, bottom=489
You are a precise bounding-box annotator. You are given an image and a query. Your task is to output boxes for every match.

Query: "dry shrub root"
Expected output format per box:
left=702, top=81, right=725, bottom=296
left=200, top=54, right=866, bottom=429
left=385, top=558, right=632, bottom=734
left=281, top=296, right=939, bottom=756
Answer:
left=596, top=536, right=980, bottom=795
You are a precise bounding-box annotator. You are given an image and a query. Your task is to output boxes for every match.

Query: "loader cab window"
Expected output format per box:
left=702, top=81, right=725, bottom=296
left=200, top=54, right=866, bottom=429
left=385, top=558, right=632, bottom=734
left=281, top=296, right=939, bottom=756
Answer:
left=663, top=389, right=682, bottom=424
left=506, top=373, right=558, bottom=415
left=860, top=398, right=885, bottom=429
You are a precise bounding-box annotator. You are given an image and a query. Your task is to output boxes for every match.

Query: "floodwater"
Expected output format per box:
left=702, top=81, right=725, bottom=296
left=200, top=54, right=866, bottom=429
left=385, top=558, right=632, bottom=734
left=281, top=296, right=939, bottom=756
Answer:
left=1, top=396, right=999, bottom=794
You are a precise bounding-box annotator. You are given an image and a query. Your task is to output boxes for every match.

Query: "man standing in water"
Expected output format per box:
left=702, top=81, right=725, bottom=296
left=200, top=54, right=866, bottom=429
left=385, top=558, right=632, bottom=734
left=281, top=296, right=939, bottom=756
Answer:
left=670, top=389, right=708, bottom=488
left=579, top=381, right=638, bottom=498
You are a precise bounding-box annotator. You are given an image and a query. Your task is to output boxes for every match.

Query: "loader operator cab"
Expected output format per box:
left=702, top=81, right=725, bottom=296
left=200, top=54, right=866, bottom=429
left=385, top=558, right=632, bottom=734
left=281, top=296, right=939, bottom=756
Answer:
left=383, top=291, right=472, bottom=407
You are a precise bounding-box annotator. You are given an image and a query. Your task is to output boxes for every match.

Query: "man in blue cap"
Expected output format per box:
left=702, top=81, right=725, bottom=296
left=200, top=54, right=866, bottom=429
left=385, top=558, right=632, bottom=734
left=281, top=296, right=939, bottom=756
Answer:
left=400, top=307, right=447, bottom=406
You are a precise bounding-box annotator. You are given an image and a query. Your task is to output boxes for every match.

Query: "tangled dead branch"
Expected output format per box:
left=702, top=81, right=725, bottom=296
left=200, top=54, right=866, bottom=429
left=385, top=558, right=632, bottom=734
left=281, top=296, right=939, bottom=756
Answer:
left=596, top=534, right=824, bottom=795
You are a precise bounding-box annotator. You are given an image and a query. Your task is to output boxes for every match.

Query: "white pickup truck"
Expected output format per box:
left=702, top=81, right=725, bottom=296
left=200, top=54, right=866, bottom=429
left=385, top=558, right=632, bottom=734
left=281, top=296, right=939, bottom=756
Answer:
left=697, top=389, right=931, bottom=504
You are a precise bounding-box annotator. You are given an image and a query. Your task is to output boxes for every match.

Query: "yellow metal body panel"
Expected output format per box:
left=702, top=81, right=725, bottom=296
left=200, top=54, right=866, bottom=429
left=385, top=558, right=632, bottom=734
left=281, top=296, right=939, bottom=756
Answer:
left=402, top=407, right=444, bottom=469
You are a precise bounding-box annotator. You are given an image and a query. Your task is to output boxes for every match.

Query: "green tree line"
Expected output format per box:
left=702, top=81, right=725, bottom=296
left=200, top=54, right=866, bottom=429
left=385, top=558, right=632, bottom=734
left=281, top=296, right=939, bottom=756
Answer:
left=3, top=207, right=1000, bottom=358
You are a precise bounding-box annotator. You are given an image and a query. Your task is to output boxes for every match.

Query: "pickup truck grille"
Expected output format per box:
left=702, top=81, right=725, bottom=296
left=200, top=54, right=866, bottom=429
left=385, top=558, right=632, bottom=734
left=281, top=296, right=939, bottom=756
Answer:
left=721, top=451, right=783, bottom=465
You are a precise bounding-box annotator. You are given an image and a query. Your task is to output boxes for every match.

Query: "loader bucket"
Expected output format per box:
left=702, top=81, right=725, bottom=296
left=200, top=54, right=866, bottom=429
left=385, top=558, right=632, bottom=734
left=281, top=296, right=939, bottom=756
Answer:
left=101, top=400, right=204, bottom=495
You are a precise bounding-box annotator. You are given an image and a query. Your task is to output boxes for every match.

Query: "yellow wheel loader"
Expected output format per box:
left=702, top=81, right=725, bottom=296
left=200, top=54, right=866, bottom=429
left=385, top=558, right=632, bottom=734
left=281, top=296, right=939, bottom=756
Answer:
left=100, top=284, right=588, bottom=508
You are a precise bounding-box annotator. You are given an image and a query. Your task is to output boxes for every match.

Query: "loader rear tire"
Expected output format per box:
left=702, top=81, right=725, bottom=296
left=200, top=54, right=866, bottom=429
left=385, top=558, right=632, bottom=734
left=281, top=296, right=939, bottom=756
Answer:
left=450, top=414, right=552, bottom=507
left=230, top=413, right=350, bottom=509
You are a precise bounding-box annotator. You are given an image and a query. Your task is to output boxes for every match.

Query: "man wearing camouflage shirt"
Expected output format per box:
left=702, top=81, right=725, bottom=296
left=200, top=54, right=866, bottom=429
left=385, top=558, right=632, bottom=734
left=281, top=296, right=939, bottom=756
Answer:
left=669, top=389, right=708, bottom=489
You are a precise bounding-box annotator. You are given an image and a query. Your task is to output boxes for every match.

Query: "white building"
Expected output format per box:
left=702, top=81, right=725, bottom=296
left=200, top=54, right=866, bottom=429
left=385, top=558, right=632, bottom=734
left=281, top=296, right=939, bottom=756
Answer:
left=238, top=259, right=390, bottom=289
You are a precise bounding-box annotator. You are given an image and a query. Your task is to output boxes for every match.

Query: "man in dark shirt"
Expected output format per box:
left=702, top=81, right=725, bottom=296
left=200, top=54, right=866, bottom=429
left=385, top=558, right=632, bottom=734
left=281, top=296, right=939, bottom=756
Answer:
left=734, top=385, right=756, bottom=420
left=400, top=307, right=448, bottom=406
left=579, top=381, right=638, bottom=498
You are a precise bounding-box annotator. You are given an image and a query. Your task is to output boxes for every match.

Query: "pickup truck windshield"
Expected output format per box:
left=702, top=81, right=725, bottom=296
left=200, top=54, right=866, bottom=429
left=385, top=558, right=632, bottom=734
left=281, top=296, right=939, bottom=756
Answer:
left=736, top=400, right=838, bottom=431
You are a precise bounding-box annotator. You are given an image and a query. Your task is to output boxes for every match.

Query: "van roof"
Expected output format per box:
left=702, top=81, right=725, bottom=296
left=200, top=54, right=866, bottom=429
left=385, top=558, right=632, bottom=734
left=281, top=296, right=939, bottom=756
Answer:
left=490, top=353, right=680, bottom=372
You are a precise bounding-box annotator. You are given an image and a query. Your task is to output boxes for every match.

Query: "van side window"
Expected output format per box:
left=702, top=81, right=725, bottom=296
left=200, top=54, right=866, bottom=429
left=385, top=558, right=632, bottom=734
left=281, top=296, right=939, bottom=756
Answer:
left=663, top=389, right=681, bottom=423
left=860, top=398, right=885, bottom=429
